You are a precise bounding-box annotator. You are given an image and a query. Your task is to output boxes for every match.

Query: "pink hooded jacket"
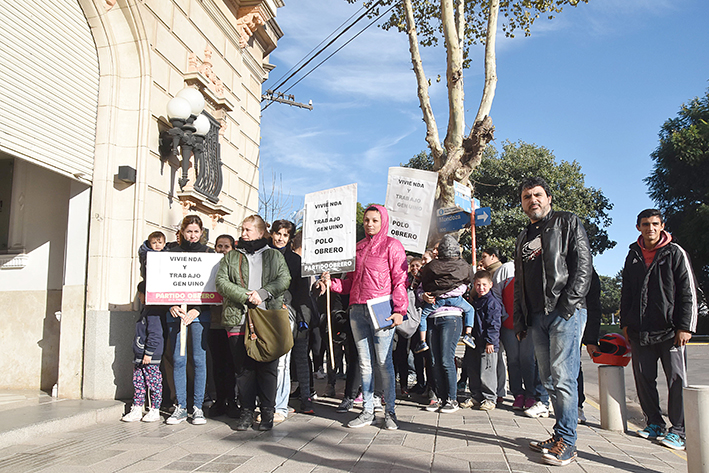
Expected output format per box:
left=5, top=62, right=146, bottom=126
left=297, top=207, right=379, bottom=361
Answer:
left=330, top=204, right=409, bottom=315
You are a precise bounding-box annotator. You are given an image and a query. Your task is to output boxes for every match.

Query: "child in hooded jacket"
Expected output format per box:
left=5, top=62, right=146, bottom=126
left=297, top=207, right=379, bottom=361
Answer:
left=121, top=308, right=165, bottom=422
left=414, top=234, right=475, bottom=354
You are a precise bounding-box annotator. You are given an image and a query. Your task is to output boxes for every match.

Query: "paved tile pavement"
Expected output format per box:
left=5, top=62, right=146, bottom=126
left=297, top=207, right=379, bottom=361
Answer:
left=0, top=384, right=687, bottom=473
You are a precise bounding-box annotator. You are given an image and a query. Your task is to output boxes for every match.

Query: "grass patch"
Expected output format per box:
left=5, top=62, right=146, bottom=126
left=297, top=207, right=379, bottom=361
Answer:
left=600, top=324, right=622, bottom=335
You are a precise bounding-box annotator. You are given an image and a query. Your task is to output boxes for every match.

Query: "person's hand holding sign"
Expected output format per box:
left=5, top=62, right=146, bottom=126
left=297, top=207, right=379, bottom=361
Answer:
left=169, top=305, right=199, bottom=325
left=316, top=271, right=331, bottom=295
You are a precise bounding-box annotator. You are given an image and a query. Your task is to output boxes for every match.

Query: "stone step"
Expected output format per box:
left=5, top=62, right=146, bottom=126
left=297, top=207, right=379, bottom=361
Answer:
left=0, top=397, right=124, bottom=449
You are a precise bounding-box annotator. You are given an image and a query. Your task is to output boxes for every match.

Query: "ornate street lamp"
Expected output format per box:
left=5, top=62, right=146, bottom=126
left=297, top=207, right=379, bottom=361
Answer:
left=164, top=87, right=210, bottom=190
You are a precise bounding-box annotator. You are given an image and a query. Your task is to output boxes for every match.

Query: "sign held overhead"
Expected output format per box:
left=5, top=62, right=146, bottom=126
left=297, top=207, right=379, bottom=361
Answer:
left=385, top=167, right=438, bottom=254
left=302, top=183, right=358, bottom=276
left=145, top=252, right=224, bottom=304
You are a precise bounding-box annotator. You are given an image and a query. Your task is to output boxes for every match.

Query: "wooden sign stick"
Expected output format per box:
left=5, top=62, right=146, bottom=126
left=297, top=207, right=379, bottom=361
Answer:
left=326, top=282, right=335, bottom=370
left=180, top=303, right=187, bottom=357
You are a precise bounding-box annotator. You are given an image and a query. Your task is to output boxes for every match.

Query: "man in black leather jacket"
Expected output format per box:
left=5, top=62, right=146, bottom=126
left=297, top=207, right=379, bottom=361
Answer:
left=620, top=208, right=698, bottom=451
left=513, top=177, right=592, bottom=467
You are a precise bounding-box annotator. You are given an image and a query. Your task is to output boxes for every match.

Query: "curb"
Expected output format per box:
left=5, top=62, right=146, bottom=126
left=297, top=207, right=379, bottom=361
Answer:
left=0, top=399, right=124, bottom=449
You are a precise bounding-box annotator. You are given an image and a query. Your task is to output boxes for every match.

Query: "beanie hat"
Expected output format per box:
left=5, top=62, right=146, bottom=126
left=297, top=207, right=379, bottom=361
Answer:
left=438, top=234, right=460, bottom=260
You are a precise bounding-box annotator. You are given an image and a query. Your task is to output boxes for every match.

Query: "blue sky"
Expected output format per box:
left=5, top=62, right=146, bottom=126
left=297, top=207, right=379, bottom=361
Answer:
left=259, top=0, right=709, bottom=277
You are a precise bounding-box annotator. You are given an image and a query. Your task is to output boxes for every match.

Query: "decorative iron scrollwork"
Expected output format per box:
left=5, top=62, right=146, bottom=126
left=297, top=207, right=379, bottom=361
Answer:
left=192, top=112, right=223, bottom=203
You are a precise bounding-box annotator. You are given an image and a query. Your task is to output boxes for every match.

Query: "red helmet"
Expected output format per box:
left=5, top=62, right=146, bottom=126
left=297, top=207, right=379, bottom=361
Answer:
left=592, top=333, right=632, bottom=367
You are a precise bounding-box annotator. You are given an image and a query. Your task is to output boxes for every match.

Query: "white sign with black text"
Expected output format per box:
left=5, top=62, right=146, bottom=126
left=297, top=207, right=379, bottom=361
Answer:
left=302, top=183, right=358, bottom=277
left=385, top=167, right=438, bottom=254
left=145, top=252, right=224, bottom=304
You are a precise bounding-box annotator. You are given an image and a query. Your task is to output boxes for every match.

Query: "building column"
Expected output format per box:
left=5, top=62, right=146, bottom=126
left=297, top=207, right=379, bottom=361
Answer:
left=57, top=182, right=91, bottom=399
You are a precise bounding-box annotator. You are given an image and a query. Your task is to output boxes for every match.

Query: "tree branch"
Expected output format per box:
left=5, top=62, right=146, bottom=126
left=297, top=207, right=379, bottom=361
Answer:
left=403, top=0, right=444, bottom=167
left=442, top=0, right=464, bottom=155
left=474, top=0, right=499, bottom=124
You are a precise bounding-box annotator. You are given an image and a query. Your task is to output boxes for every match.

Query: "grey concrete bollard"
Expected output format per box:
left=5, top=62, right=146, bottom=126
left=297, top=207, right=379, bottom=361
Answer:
left=685, top=385, right=709, bottom=473
left=598, top=365, right=627, bottom=432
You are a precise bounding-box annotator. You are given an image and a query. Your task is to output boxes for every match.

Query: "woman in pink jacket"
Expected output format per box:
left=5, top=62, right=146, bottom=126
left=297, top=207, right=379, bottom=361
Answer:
left=318, top=204, right=408, bottom=430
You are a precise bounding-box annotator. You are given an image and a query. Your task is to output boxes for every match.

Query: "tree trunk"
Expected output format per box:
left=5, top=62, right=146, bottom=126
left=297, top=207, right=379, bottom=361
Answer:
left=403, top=0, right=498, bottom=219
left=439, top=0, right=498, bottom=197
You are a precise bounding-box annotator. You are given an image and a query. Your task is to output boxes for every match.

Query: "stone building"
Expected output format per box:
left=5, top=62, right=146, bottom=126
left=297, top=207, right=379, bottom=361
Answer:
left=0, top=0, right=283, bottom=399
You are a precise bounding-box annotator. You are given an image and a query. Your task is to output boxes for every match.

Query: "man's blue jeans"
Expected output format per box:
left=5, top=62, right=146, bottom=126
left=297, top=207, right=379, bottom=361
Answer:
left=529, top=307, right=586, bottom=446
left=349, top=304, right=396, bottom=415
left=167, top=312, right=210, bottom=410
left=429, top=315, right=462, bottom=403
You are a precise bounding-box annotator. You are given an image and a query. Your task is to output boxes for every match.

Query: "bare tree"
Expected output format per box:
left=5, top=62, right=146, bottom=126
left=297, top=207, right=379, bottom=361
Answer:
left=258, top=171, right=295, bottom=225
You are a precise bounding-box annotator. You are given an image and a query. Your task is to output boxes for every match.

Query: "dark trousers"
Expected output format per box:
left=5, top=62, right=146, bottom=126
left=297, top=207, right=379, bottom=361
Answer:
left=577, top=362, right=585, bottom=407
left=343, top=321, right=361, bottom=399
left=393, top=334, right=412, bottom=392
left=629, top=337, right=687, bottom=437
left=228, top=334, right=278, bottom=411
left=209, top=328, right=236, bottom=406
left=291, top=333, right=311, bottom=402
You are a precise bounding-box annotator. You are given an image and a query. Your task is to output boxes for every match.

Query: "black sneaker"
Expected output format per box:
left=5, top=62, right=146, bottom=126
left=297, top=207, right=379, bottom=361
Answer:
left=301, top=397, right=315, bottom=415
left=382, top=412, right=398, bottom=430
left=542, top=438, right=577, bottom=466
left=235, top=409, right=254, bottom=431
left=259, top=409, right=274, bottom=431
left=529, top=436, right=557, bottom=453
left=337, top=397, right=355, bottom=413
left=440, top=400, right=460, bottom=413
left=426, top=399, right=442, bottom=412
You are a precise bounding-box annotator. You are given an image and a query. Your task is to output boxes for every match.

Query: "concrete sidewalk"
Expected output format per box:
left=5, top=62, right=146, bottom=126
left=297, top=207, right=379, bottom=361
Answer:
left=0, top=383, right=687, bottom=473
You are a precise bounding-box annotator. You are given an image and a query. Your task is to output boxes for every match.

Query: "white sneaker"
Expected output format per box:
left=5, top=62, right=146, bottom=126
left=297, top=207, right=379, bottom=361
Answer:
left=578, top=407, right=586, bottom=424
left=524, top=401, right=550, bottom=418
left=121, top=405, right=143, bottom=422
left=373, top=395, right=384, bottom=413
left=192, top=407, right=207, bottom=425
left=142, top=408, right=161, bottom=423
left=166, top=406, right=188, bottom=425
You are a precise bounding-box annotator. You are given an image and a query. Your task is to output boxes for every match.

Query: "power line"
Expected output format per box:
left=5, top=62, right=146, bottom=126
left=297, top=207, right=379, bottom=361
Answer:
left=262, top=0, right=396, bottom=111
left=266, top=5, right=368, bottom=91
left=268, top=0, right=383, bottom=93
left=277, top=1, right=400, bottom=96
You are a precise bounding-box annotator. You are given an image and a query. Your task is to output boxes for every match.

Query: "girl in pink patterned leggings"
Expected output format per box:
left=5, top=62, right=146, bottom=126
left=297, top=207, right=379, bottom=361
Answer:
left=122, top=308, right=164, bottom=422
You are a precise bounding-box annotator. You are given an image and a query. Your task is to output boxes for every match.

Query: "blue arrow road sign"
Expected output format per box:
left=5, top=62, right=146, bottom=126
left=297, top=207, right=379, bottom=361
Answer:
left=474, top=207, right=491, bottom=226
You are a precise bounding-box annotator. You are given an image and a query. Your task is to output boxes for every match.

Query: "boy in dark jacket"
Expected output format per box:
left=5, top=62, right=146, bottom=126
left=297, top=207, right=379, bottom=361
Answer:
left=467, top=269, right=503, bottom=411
left=414, top=235, right=475, bottom=353
left=137, top=231, right=166, bottom=304
left=620, top=209, right=699, bottom=451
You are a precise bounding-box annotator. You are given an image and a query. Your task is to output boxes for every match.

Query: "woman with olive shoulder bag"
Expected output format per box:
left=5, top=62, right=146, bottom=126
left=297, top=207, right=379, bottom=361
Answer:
left=216, top=214, right=291, bottom=431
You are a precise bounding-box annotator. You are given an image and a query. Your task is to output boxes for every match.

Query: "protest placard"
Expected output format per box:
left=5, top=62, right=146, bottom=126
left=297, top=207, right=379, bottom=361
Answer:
left=385, top=167, right=438, bottom=254
left=145, top=252, right=223, bottom=304
left=301, top=183, right=357, bottom=277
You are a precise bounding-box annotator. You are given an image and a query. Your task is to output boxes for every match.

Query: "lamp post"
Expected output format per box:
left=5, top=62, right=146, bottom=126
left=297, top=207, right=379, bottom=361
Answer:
left=165, top=88, right=210, bottom=190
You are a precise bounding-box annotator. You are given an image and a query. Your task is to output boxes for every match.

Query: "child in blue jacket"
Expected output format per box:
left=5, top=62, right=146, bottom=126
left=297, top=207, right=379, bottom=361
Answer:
left=121, top=308, right=165, bottom=422
left=466, top=269, right=503, bottom=411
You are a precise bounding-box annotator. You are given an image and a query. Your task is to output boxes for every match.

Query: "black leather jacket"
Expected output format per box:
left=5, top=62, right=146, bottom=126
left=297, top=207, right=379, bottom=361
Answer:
left=513, top=210, right=593, bottom=335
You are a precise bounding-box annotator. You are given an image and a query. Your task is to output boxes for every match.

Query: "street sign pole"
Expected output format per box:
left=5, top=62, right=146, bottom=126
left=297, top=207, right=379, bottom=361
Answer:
left=471, top=192, right=476, bottom=269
